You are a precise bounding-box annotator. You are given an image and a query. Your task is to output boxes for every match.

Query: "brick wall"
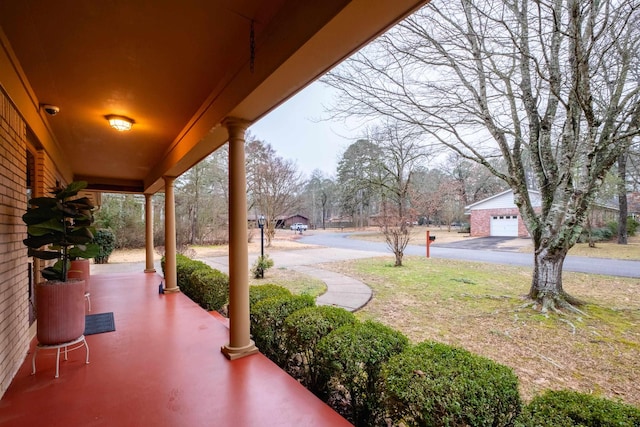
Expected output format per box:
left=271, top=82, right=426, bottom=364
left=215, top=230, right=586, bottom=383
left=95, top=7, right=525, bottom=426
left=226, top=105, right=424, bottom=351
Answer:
left=469, top=207, right=529, bottom=237
left=0, top=90, right=29, bottom=398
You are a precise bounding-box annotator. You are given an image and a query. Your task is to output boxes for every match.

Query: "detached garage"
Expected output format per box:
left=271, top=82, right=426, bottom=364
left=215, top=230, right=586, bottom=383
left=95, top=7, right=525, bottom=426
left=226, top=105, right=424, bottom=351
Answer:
left=490, top=215, right=519, bottom=236
left=466, top=189, right=619, bottom=238
left=464, top=190, right=535, bottom=238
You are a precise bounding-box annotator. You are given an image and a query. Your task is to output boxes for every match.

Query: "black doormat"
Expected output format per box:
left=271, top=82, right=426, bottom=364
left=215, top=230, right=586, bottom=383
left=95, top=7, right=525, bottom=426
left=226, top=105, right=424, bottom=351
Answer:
left=84, top=312, right=115, bottom=335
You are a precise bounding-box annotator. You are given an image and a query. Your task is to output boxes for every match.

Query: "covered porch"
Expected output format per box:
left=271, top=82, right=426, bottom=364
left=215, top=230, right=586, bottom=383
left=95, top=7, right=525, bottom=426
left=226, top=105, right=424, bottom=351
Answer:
left=0, top=270, right=351, bottom=426
left=0, top=1, right=429, bottom=422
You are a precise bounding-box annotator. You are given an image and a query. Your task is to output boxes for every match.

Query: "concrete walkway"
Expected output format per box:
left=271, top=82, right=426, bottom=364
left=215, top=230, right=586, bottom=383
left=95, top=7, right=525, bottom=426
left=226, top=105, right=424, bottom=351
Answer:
left=201, top=247, right=376, bottom=312
left=92, top=247, right=377, bottom=312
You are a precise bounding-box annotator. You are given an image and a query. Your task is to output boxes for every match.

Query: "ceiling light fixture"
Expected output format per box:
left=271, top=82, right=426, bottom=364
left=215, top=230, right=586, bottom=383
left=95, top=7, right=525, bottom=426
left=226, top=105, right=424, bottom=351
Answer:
left=105, top=114, right=134, bottom=131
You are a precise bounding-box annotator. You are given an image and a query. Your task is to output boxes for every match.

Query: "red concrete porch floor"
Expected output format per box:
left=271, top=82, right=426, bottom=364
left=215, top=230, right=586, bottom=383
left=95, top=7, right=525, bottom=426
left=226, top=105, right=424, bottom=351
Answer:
left=0, top=272, right=352, bottom=427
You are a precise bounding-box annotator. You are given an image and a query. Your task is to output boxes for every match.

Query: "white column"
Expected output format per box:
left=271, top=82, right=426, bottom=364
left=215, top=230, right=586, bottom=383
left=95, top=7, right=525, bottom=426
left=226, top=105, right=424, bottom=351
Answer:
left=144, top=193, right=156, bottom=273
left=221, top=117, right=258, bottom=360
left=163, top=176, right=179, bottom=293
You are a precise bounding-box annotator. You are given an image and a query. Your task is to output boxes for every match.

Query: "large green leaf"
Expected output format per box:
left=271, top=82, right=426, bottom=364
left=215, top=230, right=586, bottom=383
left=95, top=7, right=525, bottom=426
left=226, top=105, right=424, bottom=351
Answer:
left=22, top=206, right=59, bottom=225
left=23, top=234, right=58, bottom=249
left=27, top=197, right=58, bottom=208
left=27, top=248, right=60, bottom=260
left=55, top=181, right=87, bottom=200
left=68, top=243, right=100, bottom=259
left=66, top=197, right=94, bottom=210
left=59, top=204, right=79, bottom=217
left=26, top=218, right=64, bottom=236
left=41, top=261, right=66, bottom=281
left=66, top=227, right=94, bottom=244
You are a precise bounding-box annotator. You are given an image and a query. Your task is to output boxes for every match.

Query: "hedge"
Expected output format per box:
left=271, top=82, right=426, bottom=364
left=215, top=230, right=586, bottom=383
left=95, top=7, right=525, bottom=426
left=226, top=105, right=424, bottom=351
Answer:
left=187, top=268, right=229, bottom=311
left=161, top=254, right=229, bottom=312
left=250, top=294, right=315, bottom=367
left=516, top=390, right=640, bottom=427
left=92, top=228, right=116, bottom=264
left=316, top=320, right=409, bottom=426
left=382, top=341, right=521, bottom=427
left=283, top=306, right=357, bottom=392
left=249, top=284, right=292, bottom=308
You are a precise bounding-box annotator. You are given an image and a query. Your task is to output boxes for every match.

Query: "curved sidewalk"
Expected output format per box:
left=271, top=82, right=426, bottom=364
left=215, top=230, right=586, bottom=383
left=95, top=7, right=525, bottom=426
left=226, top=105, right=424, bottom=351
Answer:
left=92, top=247, right=378, bottom=312
left=201, top=247, right=379, bottom=312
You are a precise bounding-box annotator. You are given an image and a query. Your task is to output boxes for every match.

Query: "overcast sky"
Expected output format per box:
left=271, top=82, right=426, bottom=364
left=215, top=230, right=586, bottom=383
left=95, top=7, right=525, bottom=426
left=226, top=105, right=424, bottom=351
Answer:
left=249, top=80, right=365, bottom=179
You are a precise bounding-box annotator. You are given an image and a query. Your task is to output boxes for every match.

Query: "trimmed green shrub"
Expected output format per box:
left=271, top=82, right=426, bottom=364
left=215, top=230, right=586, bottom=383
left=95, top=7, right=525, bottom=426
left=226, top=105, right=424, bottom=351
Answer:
left=283, top=306, right=357, bottom=392
left=176, top=254, right=209, bottom=289
left=516, top=390, right=640, bottom=427
left=250, top=294, right=315, bottom=366
left=382, top=341, right=521, bottom=427
left=161, top=254, right=229, bottom=312
left=92, top=228, right=116, bottom=264
left=186, top=268, right=229, bottom=311
left=249, top=284, right=291, bottom=308
left=316, top=320, right=409, bottom=426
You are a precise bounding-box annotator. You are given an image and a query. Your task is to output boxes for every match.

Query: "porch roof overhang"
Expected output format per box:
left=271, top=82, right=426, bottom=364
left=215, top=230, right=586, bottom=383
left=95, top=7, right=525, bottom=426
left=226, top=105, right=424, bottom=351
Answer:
left=0, top=0, right=428, bottom=194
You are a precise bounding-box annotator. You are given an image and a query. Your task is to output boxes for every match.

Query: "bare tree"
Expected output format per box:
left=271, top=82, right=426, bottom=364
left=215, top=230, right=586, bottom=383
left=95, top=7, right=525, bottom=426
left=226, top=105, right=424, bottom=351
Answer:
left=369, top=122, right=428, bottom=266
left=324, top=0, right=640, bottom=312
left=246, top=138, right=304, bottom=246
left=409, top=167, right=446, bottom=225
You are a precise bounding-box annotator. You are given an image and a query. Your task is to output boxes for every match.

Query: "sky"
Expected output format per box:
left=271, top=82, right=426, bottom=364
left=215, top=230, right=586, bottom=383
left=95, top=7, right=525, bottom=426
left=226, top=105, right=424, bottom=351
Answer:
left=248, top=80, right=366, bottom=179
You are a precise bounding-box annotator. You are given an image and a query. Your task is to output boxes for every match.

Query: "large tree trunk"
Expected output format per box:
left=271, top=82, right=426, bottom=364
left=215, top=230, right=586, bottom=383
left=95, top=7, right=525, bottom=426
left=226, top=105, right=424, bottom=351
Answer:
left=618, top=153, right=628, bottom=245
left=529, top=245, right=583, bottom=312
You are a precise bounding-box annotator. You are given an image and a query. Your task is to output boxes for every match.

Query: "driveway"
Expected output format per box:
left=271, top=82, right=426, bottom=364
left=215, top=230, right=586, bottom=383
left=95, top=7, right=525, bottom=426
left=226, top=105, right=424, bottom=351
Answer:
left=299, top=232, right=640, bottom=279
left=433, top=236, right=532, bottom=252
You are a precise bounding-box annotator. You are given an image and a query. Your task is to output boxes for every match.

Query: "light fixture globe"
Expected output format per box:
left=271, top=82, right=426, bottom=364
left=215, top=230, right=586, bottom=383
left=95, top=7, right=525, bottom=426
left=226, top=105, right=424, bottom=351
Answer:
left=105, top=114, right=134, bottom=131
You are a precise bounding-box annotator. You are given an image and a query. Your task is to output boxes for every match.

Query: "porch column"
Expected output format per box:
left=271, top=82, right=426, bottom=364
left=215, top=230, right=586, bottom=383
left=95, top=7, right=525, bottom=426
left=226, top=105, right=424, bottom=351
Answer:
left=144, top=193, right=156, bottom=273
left=221, top=117, right=259, bottom=360
left=163, top=176, right=179, bottom=293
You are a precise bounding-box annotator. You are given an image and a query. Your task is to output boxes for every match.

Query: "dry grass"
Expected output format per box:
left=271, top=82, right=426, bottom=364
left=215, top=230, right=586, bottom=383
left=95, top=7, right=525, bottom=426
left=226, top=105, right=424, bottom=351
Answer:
left=249, top=268, right=326, bottom=297
left=108, top=229, right=326, bottom=296
left=353, top=226, right=640, bottom=260
left=108, top=228, right=315, bottom=263
left=107, top=228, right=639, bottom=406
left=349, top=226, right=473, bottom=245
left=319, top=256, right=640, bottom=406
left=566, top=236, right=640, bottom=260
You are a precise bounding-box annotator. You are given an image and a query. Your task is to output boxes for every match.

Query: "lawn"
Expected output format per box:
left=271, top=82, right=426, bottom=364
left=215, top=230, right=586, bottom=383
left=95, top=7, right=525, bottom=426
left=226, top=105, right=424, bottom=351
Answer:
left=318, top=256, right=640, bottom=407
left=350, top=226, right=640, bottom=260
left=109, top=229, right=639, bottom=407
left=249, top=267, right=326, bottom=297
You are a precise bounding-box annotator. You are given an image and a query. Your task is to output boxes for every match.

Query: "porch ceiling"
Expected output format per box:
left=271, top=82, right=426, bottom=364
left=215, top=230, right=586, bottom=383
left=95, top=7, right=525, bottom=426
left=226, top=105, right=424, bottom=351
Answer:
left=0, top=0, right=428, bottom=194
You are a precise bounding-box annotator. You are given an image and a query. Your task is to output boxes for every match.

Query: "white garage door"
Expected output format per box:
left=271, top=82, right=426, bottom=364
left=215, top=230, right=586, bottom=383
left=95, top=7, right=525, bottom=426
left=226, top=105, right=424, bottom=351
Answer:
left=490, top=215, right=518, bottom=236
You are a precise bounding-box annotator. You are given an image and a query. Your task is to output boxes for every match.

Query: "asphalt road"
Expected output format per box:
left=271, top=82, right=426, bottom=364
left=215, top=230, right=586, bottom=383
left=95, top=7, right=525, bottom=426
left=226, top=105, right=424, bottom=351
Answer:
left=299, top=232, right=640, bottom=279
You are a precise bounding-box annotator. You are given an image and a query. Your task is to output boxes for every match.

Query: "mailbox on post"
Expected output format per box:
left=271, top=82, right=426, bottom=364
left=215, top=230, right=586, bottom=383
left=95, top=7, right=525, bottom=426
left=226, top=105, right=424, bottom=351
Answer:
left=426, top=231, right=436, bottom=258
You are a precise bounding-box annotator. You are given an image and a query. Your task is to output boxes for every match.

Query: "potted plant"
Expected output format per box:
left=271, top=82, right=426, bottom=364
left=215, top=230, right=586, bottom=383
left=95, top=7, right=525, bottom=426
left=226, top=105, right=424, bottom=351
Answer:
left=23, top=181, right=100, bottom=345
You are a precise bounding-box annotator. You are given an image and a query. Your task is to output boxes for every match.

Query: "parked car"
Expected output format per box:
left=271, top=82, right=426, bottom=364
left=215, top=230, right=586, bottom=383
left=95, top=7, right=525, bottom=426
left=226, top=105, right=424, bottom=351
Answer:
left=290, top=223, right=308, bottom=231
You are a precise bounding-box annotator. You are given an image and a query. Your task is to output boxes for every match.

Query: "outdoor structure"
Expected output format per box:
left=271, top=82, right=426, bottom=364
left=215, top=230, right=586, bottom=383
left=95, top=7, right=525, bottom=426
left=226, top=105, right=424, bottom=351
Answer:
left=0, top=0, right=429, bottom=407
left=465, top=189, right=618, bottom=237
left=283, top=214, right=309, bottom=229
left=464, top=190, right=533, bottom=237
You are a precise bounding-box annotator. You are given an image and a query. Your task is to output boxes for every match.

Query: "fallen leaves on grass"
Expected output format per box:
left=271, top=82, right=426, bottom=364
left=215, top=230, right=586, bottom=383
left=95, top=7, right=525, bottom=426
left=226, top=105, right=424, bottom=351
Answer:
left=320, top=256, right=640, bottom=406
